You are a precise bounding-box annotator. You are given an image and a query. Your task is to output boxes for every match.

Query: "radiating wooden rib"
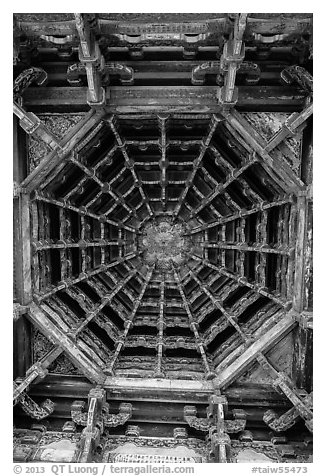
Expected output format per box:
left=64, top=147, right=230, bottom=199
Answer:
left=189, top=253, right=288, bottom=307
left=33, top=191, right=136, bottom=233
left=107, top=116, right=154, bottom=218
left=58, top=208, right=68, bottom=281
left=155, top=274, right=165, bottom=376
left=234, top=217, right=245, bottom=276
left=158, top=115, right=168, bottom=211
left=105, top=265, right=155, bottom=374
left=172, top=264, right=214, bottom=376
left=32, top=240, right=135, bottom=251
left=208, top=145, right=234, bottom=173
left=189, top=153, right=258, bottom=219
left=70, top=152, right=136, bottom=218
left=72, top=270, right=137, bottom=335
left=200, top=242, right=292, bottom=256
left=173, top=115, right=220, bottom=218
left=92, top=145, right=118, bottom=172
left=35, top=253, right=138, bottom=301
left=237, top=176, right=264, bottom=204
left=184, top=262, right=247, bottom=341
left=187, top=196, right=293, bottom=235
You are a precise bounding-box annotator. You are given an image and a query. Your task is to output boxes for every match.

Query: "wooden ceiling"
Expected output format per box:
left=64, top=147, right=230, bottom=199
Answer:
left=13, top=13, right=313, bottom=459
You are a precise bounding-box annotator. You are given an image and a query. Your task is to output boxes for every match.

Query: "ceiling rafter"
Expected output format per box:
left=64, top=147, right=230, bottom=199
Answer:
left=173, top=115, right=220, bottom=219
left=172, top=263, right=215, bottom=378
left=158, top=115, right=168, bottom=211
left=33, top=191, right=136, bottom=233
left=35, top=253, right=138, bottom=302
left=184, top=262, right=247, bottom=341
left=105, top=265, right=155, bottom=375
left=106, top=116, right=155, bottom=219
left=187, top=195, right=293, bottom=235
left=188, top=152, right=259, bottom=219
left=155, top=272, right=166, bottom=377
left=190, top=253, right=288, bottom=307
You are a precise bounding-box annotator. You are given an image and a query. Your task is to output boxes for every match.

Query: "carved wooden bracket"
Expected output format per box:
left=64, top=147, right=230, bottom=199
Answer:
left=184, top=404, right=247, bottom=433
left=13, top=382, right=55, bottom=420
left=281, top=65, right=313, bottom=95
left=263, top=392, right=313, bottom=433
left=13, top=67, right=48, bottom=100
left=71, top=392, right=132, bottom=429
left=191, top=61, right=260, bottom=86
left=103, top=402, right=133, bottom=427
left=67, top=62, right=134, bottom=86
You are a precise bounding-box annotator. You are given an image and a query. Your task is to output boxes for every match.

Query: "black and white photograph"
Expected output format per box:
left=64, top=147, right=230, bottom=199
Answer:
left=11, top=7, right=314, bottom=470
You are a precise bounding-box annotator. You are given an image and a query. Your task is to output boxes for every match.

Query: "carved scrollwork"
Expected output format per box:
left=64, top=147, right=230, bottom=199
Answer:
left=263, top=393, right=313, bottom=433
left=224, top=409, right=247, bottom=433
left=71, top=400, right=88, bottom=426
left=184, top=405, right=210, bottom=431
left=281, top=65, right=313, bottom=94
left=103, top=402, right=133, bottom=428
left=14, top=383, right=55, bottom=420
left=67, top=62, right=134, bottom=86
left=71, top=399, right=132, bottom=429
left=13, top=67, right=48, bottom=100
left=184, top=403, right=247, bottom=434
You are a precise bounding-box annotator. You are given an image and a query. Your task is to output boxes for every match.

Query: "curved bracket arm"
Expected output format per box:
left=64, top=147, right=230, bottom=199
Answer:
left=14, top=67, right=48, bottom=100
left=103, top=402, right=133, bottom=428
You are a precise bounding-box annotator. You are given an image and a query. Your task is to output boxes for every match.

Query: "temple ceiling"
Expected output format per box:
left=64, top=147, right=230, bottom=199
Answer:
left=13, top=13, right=313, bottom=461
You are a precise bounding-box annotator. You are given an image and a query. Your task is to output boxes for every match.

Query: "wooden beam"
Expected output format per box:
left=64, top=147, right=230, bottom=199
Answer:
left=22, top=86, right=307, bottom=113
left=212, top=313, right=296, bottom=389
left=27, top=302, right=106, bottom=384
left=29, top=376, right=292, bottom=409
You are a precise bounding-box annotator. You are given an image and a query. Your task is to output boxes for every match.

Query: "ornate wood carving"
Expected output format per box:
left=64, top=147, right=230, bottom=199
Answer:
left=191, top=61, right=260, bottom=86
left=14, top=382, right=55, bottom=420
left=184, top=393, right=247, bottom=463
left=14, top=67, right=47, bottom=100
left=71, top=388, right=132, bottom=432
left=67, top=62, right=134, bottom=86
left=263, top=392, right=313, bottom=432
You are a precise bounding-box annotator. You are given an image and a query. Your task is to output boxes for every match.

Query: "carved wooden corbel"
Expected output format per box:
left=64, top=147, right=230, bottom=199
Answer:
left=281, top=65, right=313, bottom=94
left=264, top=392, right=313, bottom=433
left=184, top=400, right=247, bottom=434
left=71, top=391, right=132, bottom=429
left=67, top=63, right=134, bottom=86
left=103, top=402, right=133, bottom=428
left=191, top=61, right=260, bottom=86
left=13, top=66, right=47, bottom=100
left=14, top=382, right=55, bottom=420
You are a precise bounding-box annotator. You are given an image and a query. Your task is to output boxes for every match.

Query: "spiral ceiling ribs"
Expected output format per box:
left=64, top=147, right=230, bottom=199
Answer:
left=13, top=13, right=313, bottom=458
